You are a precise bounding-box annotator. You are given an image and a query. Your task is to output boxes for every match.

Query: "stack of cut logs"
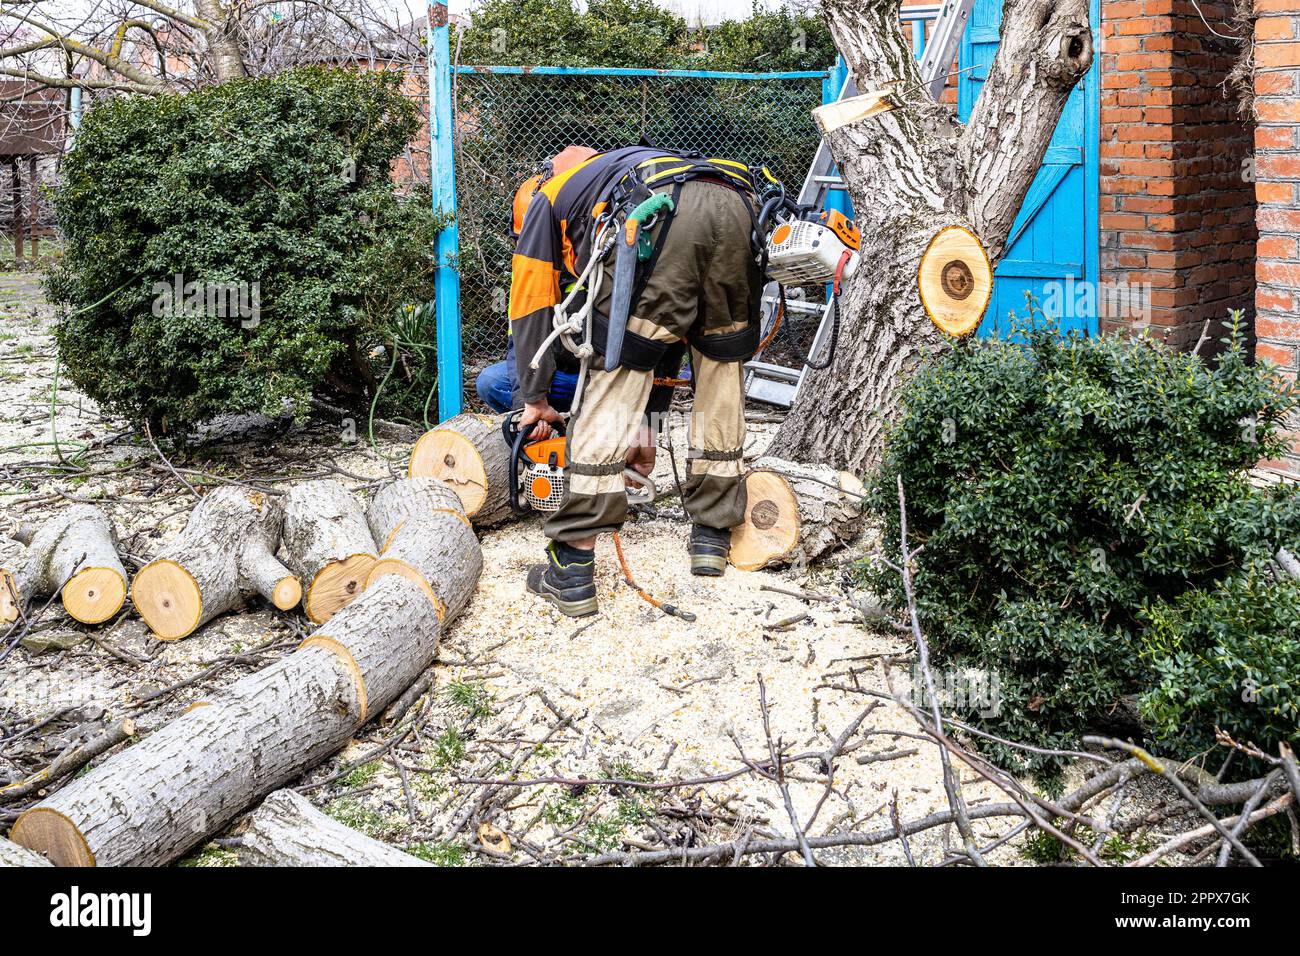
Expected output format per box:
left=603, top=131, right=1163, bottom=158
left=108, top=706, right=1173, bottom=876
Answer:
left=2, top=412, right=861, bottom=867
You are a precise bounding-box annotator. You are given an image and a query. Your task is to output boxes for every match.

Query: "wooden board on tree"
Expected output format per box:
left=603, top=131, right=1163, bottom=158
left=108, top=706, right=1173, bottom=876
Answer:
left=1, top=505, right=127, bottom=626
left=729, top=457, right=865, bottom=571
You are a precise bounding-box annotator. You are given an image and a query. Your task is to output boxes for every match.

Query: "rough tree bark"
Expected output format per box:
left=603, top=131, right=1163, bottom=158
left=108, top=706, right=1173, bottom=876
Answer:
left=194, top=0, right=249, bottom=82
left=9, top=567, right=473, bottom=866
left=281, top=480, right=379, bottom=624
left=236, top=789, right=432, bottom=867
left=366, top=479, right=483, bottom=621
left=767, top=0, right=1094, bottom=472
left=0, top=836, right=52, bottom=867
left=0, top=505, right=127, bottom=626
left=132, top=486, right=300, bottom=641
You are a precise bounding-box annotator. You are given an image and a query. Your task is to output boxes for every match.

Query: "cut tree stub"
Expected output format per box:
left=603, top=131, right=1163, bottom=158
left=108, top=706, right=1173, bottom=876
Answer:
left=0, top=505, right=127, bottom=626
left=132, top=486, right=299, bottom=640
left=408, top=413, right=512, bottom=526
left=730, top=457, right=865, bottom=571
left=918, top=225, right=993, bottom=339
left=281, top=480, right=379, bottom=624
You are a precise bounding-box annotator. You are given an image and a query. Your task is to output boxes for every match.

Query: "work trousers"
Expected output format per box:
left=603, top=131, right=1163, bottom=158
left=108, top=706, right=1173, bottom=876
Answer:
left=545, top=179, right=761, bottom=542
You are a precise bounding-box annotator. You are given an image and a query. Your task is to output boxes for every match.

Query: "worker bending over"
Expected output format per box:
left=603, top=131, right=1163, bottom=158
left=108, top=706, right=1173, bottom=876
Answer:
left=511, top=144, right=762, bottom=617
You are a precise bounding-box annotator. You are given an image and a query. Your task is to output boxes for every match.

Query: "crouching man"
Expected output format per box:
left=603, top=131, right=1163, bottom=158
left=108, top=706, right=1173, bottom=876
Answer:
left=509, top=144, right=762, bottom=617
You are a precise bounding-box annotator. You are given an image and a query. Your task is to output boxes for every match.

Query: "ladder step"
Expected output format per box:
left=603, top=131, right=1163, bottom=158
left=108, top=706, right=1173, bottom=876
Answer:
left=746, top=361, right=801, bottom=382
left=746, top=376, right=798, bottom=407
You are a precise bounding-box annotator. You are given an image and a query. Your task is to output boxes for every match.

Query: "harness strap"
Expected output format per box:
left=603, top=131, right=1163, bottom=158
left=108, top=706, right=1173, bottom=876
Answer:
left=690, top=447, right=744, bottom=461
left=689, top=323, right=760, bottom=364
left=568, top=461, right=628, bottom=477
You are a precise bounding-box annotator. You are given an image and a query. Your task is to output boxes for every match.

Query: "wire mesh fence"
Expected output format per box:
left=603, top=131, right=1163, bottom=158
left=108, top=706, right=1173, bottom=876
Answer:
left=450, top=67, right=826, bottom=407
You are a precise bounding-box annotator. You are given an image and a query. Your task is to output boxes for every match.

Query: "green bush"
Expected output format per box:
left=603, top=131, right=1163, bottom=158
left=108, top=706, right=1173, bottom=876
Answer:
left=865, top=320, right=1300, bottom=782
left=46, top=68, right=446, bottom=433
left=1140, top=573, right=1300, bottom=754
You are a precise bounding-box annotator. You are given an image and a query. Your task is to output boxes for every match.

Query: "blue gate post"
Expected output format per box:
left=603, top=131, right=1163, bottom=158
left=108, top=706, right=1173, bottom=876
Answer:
left=822, top=55, right=852, bottom=222
left=429, top=2, right=462, bottom=421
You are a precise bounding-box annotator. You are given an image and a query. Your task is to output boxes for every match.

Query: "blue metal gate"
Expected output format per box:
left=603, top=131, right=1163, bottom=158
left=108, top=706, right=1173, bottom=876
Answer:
left=958, top=0, right=1101, bottom=337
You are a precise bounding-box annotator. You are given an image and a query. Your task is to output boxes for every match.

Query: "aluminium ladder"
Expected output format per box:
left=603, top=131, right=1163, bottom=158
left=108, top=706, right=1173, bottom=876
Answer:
left=743, top=0, right=975, bottom=408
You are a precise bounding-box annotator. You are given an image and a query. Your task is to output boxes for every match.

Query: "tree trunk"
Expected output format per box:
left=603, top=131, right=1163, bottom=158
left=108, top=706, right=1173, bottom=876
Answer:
left=0, top=836, right=51, bottom=867
left=366, top=476, right=469, bottom=550
left=1, top=505, right=127, bottom=626
left=366, top=480, right=483, bottom=622
left=9, top=560, right=476, bottom=865
left=767, top=0, right=1093, bottom=473
left=408, top=413, right=514, bottom=526
left=195, top=0, right=248, bottom=83
left=281, top=480, right=378, bottom=624
left=236, top=789, right=431, bottom=867
left=132, top=487, right=300, bottom=640
left=729, top=458, right=866, bottom=570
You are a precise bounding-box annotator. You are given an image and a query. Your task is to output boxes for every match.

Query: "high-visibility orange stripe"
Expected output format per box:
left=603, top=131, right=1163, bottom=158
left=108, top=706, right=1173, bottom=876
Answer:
left=509, top=253, right=560, bottom=320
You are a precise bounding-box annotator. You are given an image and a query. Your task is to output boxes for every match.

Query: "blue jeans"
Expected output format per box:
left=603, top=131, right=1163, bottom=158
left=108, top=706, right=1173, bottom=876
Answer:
left=475, top=340, right=578, bottom=413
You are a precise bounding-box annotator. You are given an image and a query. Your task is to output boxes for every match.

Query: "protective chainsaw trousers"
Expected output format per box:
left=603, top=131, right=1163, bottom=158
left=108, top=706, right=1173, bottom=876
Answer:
left=545, top=179, right=759, bottom=542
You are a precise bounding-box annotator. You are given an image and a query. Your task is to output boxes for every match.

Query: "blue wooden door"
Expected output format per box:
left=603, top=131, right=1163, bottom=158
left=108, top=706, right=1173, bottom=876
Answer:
left=958, top=0, right=1099, bottom=338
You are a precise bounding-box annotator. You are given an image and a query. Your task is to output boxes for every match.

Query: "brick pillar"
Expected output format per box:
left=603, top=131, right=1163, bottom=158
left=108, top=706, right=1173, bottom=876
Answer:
left=1099, top=1, right=1257, bottom=351
left=1254, top=0, right=1300, bottom=475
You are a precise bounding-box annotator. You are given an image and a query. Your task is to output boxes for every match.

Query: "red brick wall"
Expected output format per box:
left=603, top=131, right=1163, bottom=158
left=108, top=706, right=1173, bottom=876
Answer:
left=1099, top=0, right=1257, bottom=352
left=1253, top=0, right=1300, bottom=475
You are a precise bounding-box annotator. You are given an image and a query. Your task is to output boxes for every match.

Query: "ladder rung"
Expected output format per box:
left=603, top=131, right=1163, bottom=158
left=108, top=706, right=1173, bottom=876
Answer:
left=746, top=361, right=801, bottom=382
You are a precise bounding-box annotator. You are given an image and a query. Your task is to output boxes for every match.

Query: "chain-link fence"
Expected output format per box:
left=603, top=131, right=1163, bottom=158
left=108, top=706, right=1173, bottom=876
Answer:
left=450, top=66, right=827, bottom=408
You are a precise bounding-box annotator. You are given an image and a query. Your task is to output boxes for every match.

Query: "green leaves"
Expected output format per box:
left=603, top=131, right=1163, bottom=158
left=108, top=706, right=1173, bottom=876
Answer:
left=868, top=323, right=1300, bottom=782
left=46, top=68, right=443, bottom=433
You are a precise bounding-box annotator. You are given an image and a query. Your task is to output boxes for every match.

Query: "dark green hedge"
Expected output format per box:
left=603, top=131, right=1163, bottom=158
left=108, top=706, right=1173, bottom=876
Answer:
left=47, top=67, right=445, bottom=433
left=865, top=321, right=1300, bottom=784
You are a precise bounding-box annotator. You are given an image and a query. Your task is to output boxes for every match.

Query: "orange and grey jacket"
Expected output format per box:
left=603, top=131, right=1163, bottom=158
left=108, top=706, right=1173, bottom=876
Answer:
left=509, top=145, right=690, bottom=403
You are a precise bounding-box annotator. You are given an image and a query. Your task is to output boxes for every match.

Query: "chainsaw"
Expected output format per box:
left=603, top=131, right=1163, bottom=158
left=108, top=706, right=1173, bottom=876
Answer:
left=763, top=202, right=862, bottom=287
left=502, top=415, right=656, bottom=516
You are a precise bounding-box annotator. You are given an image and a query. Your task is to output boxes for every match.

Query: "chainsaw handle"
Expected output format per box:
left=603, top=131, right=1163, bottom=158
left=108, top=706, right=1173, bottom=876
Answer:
left=503, top=415, right=566, bottom=515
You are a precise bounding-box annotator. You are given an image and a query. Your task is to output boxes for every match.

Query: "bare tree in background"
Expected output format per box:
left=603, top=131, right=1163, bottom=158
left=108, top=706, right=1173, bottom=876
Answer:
left=0, top=1, right=433, bottom=240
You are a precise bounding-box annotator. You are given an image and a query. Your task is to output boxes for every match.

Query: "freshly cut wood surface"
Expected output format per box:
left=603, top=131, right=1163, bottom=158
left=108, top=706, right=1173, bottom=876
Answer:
left=730, top=458, right=864, bottom=570
left=917, top=225, right=993, bottom=339
left=408, top=413, right=513, bottom=526
left=0, top=505, right=127, bottom=626
left=281, top=480, right=378, bottom=624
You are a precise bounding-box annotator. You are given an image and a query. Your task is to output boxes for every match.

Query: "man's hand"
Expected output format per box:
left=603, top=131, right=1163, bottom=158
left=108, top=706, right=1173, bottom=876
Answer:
left=520, top=399, right=561, bottom=440
left=625, top=424, right=656, bottom=477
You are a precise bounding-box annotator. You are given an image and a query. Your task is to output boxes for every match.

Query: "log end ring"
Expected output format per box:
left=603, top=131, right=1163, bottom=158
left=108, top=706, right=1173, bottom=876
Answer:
left=9, top=807, right=95, bottom=867
left=132, top=560, right=203, bottom=641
